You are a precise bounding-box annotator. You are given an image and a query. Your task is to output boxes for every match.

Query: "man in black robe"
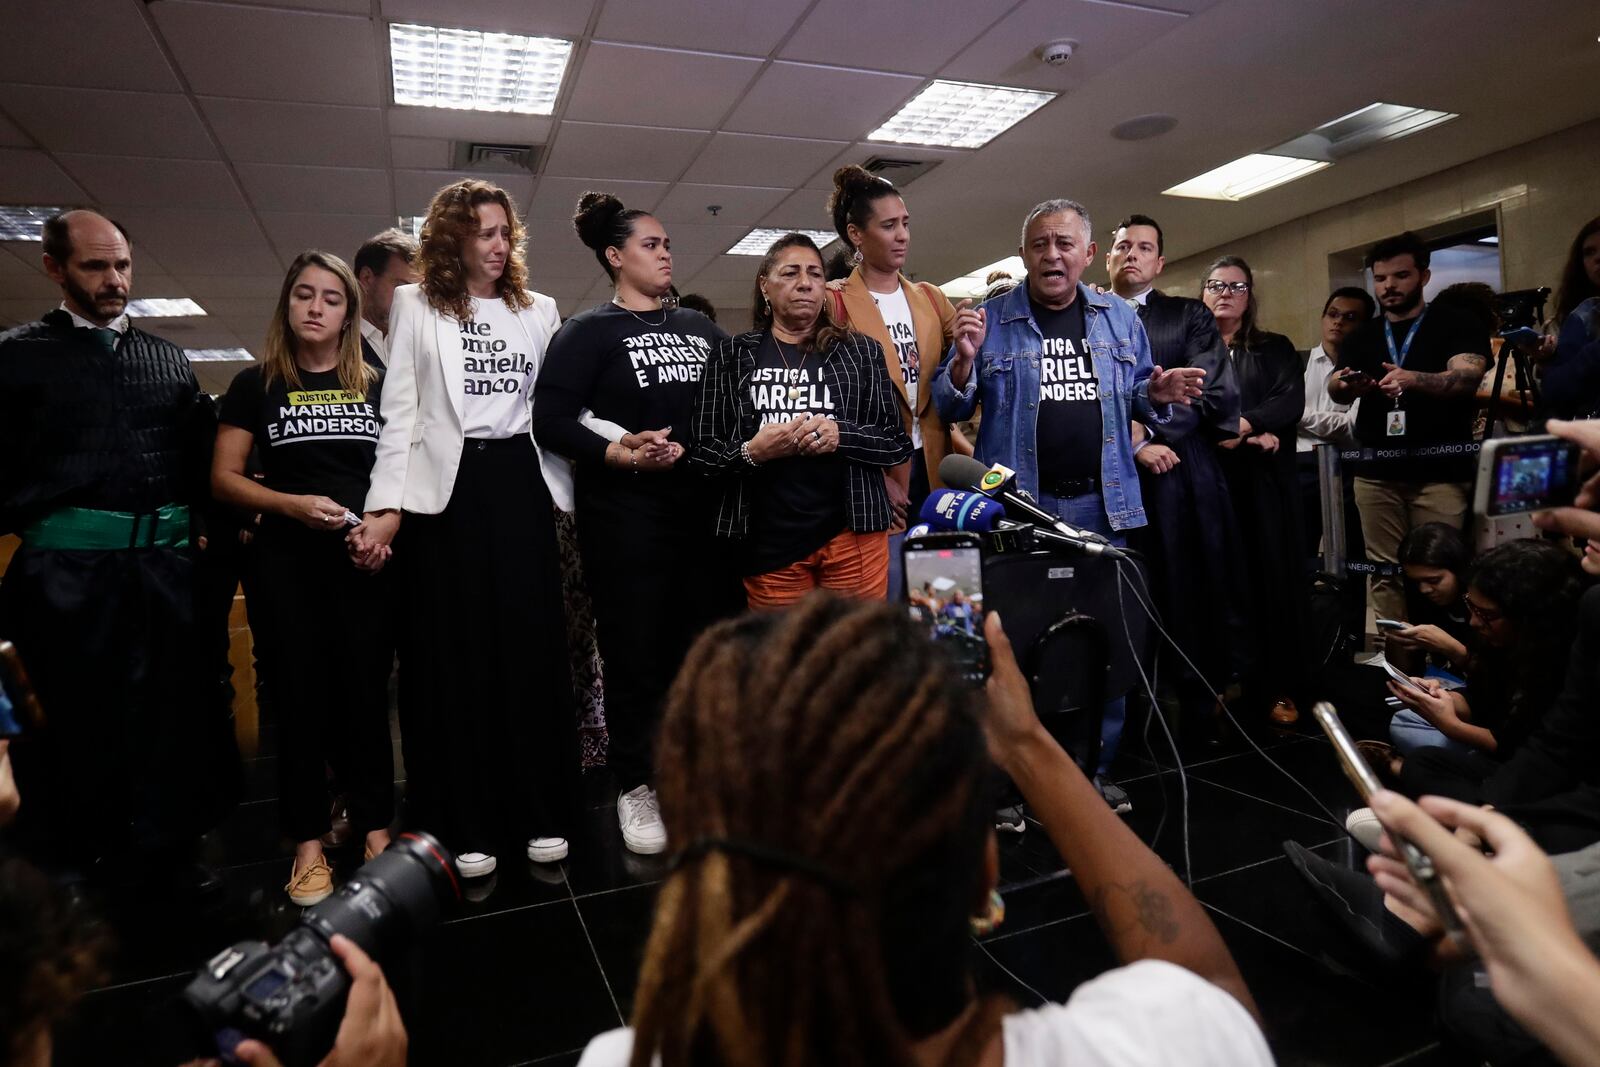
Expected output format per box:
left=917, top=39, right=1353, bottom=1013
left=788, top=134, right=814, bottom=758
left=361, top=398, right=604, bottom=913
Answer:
left=1107, top=215, right=1248, bottom=739
left=0, top=210, right=237, bottom=888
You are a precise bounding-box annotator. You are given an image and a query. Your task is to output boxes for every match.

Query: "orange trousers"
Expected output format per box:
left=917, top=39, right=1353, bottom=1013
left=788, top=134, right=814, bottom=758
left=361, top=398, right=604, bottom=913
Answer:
left=743, top=528, right=890, bottom=610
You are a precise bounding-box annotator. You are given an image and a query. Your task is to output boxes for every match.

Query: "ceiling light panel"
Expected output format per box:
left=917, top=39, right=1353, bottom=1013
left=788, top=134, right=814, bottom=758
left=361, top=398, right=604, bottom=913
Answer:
left=1314, top=102, right=1458, bottom=151
left=1162, top=154, right=1330, bottom=202
left=185, top=348, right=254, bottom=362
left=869, top=80, right=1056, bottom=149
left=941, top=255, right=1025, bottom=300
left=0, top=205, right=69, bottom=242
left=398, top=215, right=425, bottom=237
left=726, top=229, right=839, bottom=256
left=389, top=22, right=573, bottom=115
left=127, top=298, right=207, bottom=317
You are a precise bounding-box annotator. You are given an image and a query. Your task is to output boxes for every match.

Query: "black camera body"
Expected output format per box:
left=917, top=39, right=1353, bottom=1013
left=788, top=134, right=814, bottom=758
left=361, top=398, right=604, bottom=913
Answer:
left=181, top=831, right=459, bottom=1066
left=1495, top=286, right=1550, bottom=333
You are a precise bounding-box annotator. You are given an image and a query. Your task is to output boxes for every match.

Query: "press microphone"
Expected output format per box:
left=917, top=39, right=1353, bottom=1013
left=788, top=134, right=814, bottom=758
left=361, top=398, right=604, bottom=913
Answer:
left=917, top=489, right=1007, bottom=532
left=938, top=454, right=1125, bottom=559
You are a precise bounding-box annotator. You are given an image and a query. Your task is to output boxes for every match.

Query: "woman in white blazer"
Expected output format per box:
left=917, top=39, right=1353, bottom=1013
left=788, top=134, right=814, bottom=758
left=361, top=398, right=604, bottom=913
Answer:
left=354, top=179, right=596, bottom=879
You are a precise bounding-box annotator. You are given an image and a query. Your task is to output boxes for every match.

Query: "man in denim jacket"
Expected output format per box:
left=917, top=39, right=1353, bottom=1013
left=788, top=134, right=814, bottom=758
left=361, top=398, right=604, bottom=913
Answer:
left=932, top=198, right=1204, bottom=813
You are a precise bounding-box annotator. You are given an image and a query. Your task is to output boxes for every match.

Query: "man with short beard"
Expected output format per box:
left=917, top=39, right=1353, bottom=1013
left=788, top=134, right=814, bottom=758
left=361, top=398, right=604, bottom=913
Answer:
left=352, top=227, right=419, bottom=370
left=1328, top=230, right=1491, bottom=628
left=0, top=210, right=236, bottom=890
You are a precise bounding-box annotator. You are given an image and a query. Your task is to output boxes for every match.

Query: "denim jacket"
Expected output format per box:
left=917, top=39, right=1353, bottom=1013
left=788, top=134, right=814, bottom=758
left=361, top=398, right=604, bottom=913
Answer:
left=931, top=281, right=1170, bottom=531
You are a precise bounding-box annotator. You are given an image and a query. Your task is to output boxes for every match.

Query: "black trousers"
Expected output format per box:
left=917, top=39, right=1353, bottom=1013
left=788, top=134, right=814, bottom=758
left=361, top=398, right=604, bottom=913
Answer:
left=398, top=436, right=580, bottom=853
left=253, top=523, right=394, bottom=843
left=1402, top=747, right=1600, bottom=855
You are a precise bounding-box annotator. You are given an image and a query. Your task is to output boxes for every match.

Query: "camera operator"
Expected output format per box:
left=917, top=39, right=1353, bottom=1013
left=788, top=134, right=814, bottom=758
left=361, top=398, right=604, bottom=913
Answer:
left=578, top=595, right=1271, bottom=1066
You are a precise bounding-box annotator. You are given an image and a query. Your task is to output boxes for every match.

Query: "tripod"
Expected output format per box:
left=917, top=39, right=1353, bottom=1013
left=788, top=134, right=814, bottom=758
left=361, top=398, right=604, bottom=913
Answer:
left=1483, top=336, right=1539, bottom=439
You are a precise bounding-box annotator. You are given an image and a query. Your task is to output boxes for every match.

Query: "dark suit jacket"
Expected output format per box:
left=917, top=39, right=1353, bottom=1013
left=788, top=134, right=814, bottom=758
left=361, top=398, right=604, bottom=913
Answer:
left=360, top=335, right=386, bottom=371
left=1138, top=289, right=1239, bottom=440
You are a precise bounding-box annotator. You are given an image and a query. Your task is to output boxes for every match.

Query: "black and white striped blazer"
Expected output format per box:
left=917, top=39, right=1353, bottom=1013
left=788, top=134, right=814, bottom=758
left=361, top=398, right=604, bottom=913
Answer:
left=689, top=328, right=912, bottom=539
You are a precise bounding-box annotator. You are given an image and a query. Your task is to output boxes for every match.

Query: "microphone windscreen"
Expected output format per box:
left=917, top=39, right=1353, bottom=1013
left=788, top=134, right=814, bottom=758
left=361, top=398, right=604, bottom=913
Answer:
left=918, top=489, right=1006, bottom=532
left=938, top=453, right=993, bottom=492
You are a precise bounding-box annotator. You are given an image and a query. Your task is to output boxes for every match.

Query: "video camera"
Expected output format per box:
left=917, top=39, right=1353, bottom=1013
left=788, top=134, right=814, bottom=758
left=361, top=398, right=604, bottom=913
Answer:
left=180, top=832, right=459, bottom=1066
left=1496, top=286, right=1550, bottom=334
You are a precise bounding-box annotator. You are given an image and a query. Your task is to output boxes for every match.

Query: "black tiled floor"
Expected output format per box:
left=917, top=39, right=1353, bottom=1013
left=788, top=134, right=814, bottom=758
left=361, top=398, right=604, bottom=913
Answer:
left=52, top=688, right=1476, bottom=1066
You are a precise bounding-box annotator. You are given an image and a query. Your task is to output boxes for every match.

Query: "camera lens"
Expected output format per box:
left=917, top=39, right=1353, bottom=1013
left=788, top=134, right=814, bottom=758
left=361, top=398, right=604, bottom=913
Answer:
left=301, top=832, right=460, bottom=959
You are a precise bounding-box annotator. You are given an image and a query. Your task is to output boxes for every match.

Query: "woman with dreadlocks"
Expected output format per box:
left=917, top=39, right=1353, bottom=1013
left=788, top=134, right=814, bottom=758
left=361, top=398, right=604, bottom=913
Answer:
left=577, top=595, right=1269, bottom=1067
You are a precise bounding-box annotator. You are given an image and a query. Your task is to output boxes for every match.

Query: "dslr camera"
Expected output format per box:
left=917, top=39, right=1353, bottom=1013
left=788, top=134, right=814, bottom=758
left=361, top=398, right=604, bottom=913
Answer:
left=1495, top=286, right=1550, bottom=334
left=181, top=831, right=459, bottom=1066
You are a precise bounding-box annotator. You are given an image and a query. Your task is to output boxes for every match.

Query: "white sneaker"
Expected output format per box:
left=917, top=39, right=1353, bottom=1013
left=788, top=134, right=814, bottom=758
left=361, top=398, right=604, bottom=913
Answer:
left=1345, top=808, right=1384, bottom=853
left=618, top=785, right=667, bottom=855
left=526, top=837, right=569, bottom=863
left=456, top=851, right=497, bottom=878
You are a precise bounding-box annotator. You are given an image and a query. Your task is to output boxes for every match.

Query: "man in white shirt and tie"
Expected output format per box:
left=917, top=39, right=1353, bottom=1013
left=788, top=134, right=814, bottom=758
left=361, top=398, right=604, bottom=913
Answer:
left=1298, top=286, right=1375, bottom=558
left=353, top=228, right=420, bottom=370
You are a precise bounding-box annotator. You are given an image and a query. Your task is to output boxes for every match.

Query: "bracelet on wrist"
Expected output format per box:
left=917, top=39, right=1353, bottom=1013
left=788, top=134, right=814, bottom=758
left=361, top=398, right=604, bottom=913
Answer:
left=739, top=440, right=761, bottom=467
left=629, top=447, right=639, bottom=472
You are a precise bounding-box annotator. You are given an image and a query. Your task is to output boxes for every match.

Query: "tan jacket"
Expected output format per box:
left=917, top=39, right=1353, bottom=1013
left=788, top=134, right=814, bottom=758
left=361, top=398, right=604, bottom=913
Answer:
left=833, top=268, right=973, bottom=490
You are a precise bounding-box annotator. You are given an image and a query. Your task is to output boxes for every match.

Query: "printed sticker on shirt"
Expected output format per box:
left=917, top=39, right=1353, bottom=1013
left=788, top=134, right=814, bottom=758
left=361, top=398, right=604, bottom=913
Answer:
left=750, top=366, right=837, bottom=427
left=269, top=391, right=379, bottom=445
left=625, top=331, right=712, bottom=388
left=460, top=319, right=533, bottom=396
left=887, top=320, right=920, bottom=389
left=1039, top=336, right=1098, bottom=402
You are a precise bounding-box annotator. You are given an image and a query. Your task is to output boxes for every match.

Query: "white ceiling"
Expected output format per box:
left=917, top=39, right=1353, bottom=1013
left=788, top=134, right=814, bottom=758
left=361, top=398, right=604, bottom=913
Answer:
left=0, top=0, right=1596, bottom=392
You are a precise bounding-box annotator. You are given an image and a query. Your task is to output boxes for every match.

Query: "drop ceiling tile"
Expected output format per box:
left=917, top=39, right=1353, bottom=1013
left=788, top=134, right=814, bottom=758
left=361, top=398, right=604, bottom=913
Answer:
left=188, top=296, right=281, bottom=320
left=177, top=275, right=285, bottom=302
left=0, top=1, right=180, bottom=92
left=259, top=213, right=396, bottom=262
left=224, top=0, right=370, bottom=12
left=0, top=245, right=39, bottom=275
left=385, top=108, right=554, bottom=145
left=0, top=149, right=90, bottom=204
left=565, top=44, right=762, bottom=129
left=236, top=164, right=391, bottom=215
left=201, top=98, right=387, bottom=167
left=390, top=136, right=451, bottom=169
left=0, top=298, right=57, bottom=323
left=542, top=122, right=710, bottom=182
left=657, top=222, right=750, bottom=255
left=0, top=112, right=32, bottom=149
left=593, top=0, right=810, bottom=56
left=220, top=316, right=273, bottom=348
left=527, top=245, right=603, bottom=282
left=380, top=0, right=595, bottom=37
left=393, top=170, right=534, bottom=215
left=0, top=271, right=65, bottom=300
left=652, top=183, right=791, bottom=227
left=724, top=62, right=923, bottom=142
left=761, top=188, right=838, bottom=232
left=152, top=2, right=381, bottom=106
left=529, top=275, right=598, bottom=302
left=941, top=0, right=1189, bottom=92
left=524, top=176, right=668, bottom=220
left=0, top=87, right=215, bottom=159
left=112, top=208, right=282, bottom=277
left=668, top=252, right=717, bottom=280
left=781, top=0, right=1008, bottom=75
left=63, top=156, right=245, bottom=211
left=680, top=132, right=847, bottom=187
left=689, top=254, right=773, bottom=285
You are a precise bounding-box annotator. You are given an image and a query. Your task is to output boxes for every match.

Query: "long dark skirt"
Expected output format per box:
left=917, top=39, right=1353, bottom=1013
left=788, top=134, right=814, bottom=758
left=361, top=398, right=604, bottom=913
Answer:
left=397, top=436, right=580, bottom=854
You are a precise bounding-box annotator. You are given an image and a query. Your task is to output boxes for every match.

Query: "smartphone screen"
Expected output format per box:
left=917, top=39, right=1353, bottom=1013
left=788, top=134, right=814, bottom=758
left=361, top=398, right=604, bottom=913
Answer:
left=904, top=537, right=989, bottom=683
left=1487, top=435, right=1581, bottom=516
left=0, top=641, right=42, bottom=738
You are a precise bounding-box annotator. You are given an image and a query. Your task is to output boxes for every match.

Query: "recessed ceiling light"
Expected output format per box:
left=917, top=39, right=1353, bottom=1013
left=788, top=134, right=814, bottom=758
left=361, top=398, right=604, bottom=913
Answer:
left=126, top=298, right=207, bottom=317
left=0, top=205, right=68, bottom=242
left=869, top=79, right=1056, bottom=149
left=389, top=22, right=573, bottom=115
left=726, top=229, right=839, bottom=256
left=940, top=255, right=1026, bottom=301
left=1276, top=102, right=1458, bottom=160
left=185, top=348, right=253, bottom=362
left=398, top=215, right=426, bottom=237
left=1162, top=154, right=1330, bottom=202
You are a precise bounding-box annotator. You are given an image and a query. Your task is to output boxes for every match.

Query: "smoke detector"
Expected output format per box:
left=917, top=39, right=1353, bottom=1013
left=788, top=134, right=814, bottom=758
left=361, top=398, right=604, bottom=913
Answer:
left=1038, top=39, right=1077, bottom=67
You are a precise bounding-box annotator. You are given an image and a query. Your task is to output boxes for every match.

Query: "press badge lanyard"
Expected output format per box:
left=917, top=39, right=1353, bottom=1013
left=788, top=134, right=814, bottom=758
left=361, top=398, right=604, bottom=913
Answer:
left=1383, top=308, right=1426, bottom=436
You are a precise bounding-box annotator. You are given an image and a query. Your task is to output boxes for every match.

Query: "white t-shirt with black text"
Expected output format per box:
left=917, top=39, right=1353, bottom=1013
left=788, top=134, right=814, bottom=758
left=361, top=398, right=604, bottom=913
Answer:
left=576, top=960, right=1273, bottom=1067
left=871, top=284, right=921, bottom=449
left=459, top=296, right=535, bottom=439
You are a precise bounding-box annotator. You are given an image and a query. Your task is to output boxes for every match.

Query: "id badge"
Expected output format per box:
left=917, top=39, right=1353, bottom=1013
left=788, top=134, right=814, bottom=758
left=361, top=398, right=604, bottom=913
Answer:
left=1387, top=410, right=1407, bottom=437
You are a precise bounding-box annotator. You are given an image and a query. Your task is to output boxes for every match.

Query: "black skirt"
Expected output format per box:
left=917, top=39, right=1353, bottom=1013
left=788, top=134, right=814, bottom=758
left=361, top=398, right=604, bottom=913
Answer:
left=397, top=435, right=580, bottom=853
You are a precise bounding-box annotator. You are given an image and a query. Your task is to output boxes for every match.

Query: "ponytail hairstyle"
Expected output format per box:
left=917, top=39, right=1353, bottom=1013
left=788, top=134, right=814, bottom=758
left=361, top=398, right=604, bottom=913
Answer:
left=827, top=165, right=898, bottom=258
left=629, top=594, right=1007, bottom=1067
left=415, top=178, right=532, bottom=323
left=750, top=233, right=850, bottom=352
left=573, top=191, right=655, bottom=282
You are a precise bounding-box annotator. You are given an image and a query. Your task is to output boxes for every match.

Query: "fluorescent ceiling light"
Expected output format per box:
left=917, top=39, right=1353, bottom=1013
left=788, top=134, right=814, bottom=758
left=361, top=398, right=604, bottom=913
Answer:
left=726, top=228, right=839, bottom=256
left=1314, top=102, right=1457, bottom=151
left=869, top=79, right=1056, bottom=149
left=1478, top=235, right=1500, bottom=245
left=398, top=215, right=425, bottom=237
left=389, top=22, right=573, bottom=115
left=185, top=348, right=254, bottom=362
left=0, top=205, right=68, bottom=242
left=126, top=298, right=207, bottom=317
left=940, top=255, right=1025, bottom=301
left=1162, top=154, right=1330, bottom=202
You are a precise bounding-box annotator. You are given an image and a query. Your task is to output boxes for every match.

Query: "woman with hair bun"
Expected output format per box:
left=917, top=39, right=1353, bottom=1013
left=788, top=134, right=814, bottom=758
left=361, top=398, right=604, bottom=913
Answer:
left=355, top=178, right=586, bottom=879
left=532, top=192, right=739, bottom=858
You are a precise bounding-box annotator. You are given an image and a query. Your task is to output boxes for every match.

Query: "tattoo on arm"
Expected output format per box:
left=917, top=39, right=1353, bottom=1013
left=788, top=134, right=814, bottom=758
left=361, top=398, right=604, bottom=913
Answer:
left=1408, top=353, right=1489, bottom=397
left=1090, top=879, right=1181, bottom=944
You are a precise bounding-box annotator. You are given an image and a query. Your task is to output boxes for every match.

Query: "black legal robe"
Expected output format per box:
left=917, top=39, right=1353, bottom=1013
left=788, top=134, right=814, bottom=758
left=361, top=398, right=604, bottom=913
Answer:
left=1131, top=291, right=1251, bottom=694
left=1215, top=330, right=1311, bottom=708
left=0, top=310, right=238, bottom=865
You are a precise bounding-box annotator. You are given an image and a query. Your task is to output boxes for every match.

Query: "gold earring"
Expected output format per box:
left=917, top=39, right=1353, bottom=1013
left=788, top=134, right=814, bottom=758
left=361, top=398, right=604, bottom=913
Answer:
left=969, top=889, right=1005, bottom=937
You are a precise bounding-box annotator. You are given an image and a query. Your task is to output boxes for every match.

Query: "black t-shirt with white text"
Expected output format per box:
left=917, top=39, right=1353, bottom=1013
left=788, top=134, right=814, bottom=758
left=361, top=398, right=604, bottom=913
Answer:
left=743, top=333, right=847, bottom=575
left=219, top=364, right=384, bottom=514
left=1032, top=299, right=1103, bottom=488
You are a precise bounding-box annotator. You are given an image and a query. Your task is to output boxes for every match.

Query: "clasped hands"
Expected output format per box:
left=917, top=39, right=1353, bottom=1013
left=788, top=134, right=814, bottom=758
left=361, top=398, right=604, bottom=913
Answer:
left=746, top=413, right=838, bottom=463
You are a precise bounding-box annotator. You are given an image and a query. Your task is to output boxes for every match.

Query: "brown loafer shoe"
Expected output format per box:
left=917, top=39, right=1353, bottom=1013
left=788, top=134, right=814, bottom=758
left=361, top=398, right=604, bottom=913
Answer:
left=286, top=858, right=334, bottom=907
left=1269, top=699, right=1300, bottom=725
